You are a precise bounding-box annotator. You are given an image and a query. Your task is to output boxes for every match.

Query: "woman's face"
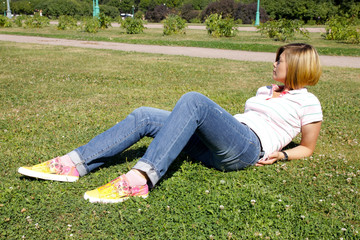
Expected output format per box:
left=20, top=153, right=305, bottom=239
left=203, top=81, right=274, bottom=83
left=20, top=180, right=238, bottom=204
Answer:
left=273, top=52, right=287, bottom=84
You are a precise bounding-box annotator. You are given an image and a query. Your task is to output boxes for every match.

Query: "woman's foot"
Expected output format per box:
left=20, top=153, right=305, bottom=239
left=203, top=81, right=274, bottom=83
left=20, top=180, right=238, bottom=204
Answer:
left=18, top=155, right=79, bottom=182
left=84, top=174, right=149, bottom=203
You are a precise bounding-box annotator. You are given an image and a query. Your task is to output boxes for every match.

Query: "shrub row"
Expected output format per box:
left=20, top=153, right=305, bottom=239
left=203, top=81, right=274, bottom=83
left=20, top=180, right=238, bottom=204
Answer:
left=200, top=0, right=268, bottom=24
left=2, top=13, right=358, bottom=44
left=0, top=14, right=49, bottom=28
left=0, top=16, right=13, bottom=27
left=323, top=16, right=360, bottom=44
left=257, top=19, right=309, bottom=42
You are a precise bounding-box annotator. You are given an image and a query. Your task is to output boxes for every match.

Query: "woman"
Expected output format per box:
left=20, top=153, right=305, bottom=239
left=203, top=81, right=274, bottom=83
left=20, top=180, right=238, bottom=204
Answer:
left=18, top=43, right=323, bottom=204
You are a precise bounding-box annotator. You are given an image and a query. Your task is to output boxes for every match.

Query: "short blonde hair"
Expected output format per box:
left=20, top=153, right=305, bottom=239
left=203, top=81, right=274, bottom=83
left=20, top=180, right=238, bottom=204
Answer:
left=276, top=43, right=322, bottom=89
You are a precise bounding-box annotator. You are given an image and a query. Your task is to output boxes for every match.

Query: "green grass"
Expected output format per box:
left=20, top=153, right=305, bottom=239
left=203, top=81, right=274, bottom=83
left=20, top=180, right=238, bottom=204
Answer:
left=0, top=41, right=359, bottom=239
left=1, top=24, right=360, bottom=56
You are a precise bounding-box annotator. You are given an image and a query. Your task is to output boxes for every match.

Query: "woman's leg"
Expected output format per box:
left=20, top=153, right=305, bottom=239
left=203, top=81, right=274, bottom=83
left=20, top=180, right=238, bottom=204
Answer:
left=69, top=107, right=171, bottom=176
left=133, top=92, right=262, bottom=186
left=18, top=107, right=170, bottom=182
left=83, top=92, right=262, bottom=203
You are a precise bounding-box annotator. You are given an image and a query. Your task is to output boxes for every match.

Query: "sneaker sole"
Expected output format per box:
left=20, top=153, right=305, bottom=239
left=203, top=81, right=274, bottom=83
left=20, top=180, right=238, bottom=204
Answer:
left=83, top=192, right=148, bottom=204
left=18, top=167, right=79, bottom=182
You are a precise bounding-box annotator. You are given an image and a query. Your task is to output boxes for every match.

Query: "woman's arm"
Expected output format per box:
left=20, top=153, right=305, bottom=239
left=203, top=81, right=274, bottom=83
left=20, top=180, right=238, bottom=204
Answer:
left=256, top=121, right=322, bottom=166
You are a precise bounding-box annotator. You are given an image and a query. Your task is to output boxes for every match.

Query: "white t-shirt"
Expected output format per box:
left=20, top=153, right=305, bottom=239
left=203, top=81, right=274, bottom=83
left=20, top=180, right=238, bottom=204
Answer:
left=234, top=85, right=323, bottom=160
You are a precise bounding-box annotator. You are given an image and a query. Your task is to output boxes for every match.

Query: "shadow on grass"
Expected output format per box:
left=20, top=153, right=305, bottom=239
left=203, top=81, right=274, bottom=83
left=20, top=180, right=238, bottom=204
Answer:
left=19, top=141, right=300, bottom=185
left=69, top=146, right=192, bottom=188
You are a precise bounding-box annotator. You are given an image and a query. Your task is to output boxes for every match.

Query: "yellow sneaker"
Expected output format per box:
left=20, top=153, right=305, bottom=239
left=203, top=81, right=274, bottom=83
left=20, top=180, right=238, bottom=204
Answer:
left=18, top=157, right=79, bottom=182
left=84, top=175, right=149, bottom=203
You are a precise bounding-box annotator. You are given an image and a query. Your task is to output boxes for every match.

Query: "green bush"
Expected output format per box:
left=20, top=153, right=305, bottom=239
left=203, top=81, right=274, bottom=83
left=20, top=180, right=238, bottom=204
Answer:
left=98, top=13, right=112, bottom=29
left=235, top=19, right=243, bottom=25
left=323, top=16, right=360, bottom=44
left=163, top=14, right=187, bottom=35
left=205, top=13, right=237, bottom=38
left=121, top=17, right=145, bottom=34
left=189, top=18, right=201, bottom=23
left=114, top=16, right=123, bottom=24
left=257, top=19, right=309, bottom=42
left=0, top=16, right=13, bottom=28
left=57, top=15, right=78, bottom=30
left=13, top=15, right=26, bottom=27
left=134, top=10, right=145, bottom=20
left=23, top=15, right=50, bottom=28
left=306, top=19, right=317, bottom=25
left=80, top=17, right=100, bottom=33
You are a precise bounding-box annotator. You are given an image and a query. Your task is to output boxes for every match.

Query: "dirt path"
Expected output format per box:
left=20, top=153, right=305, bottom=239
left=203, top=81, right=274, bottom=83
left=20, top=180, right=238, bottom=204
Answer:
left=0, top=34, right=359, bottom=68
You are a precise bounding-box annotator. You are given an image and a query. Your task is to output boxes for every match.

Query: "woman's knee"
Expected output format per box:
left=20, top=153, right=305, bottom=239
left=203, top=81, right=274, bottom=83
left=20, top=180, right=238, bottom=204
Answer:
left=130, top=107, right=170, bottom=124
left=131, top=107, right=152, bottom=117
left=179, top=92, right=209, bottom=106
left=181, top=91, right=204, bottom=100
left=128, top=107, right=154, bottom=123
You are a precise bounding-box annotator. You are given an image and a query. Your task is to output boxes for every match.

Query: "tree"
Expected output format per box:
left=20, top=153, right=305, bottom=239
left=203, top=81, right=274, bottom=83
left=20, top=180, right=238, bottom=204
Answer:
left=234, top=2, right=268, bottom=24
left=201, top=0, right=236, bottom=20
left=12, top=0, right=34, bottom=15
left=145, top=4, right=169, bottom=22
left=100, top=4, right=119, bottom=18
left=35, top=0, right=89, bottom=17
left=138, top=0, right=161, bottom=12
left=261, top=0, right=355, bottom=21
left=108, top=0, right=134, bottom=13
left=119, top=0, right=135, bottom=13
left=180, top=3, right=200, bottom=22
left=182, top=0, right=212, bottom=11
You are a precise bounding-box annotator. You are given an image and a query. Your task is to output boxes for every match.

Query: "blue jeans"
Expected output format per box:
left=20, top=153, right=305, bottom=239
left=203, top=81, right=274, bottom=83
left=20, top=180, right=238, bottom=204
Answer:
left=68, top=92, right=262, bottom=186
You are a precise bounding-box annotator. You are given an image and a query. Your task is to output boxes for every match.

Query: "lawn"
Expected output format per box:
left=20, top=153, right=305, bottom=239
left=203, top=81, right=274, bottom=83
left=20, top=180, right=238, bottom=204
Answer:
left=0, top=23, right=360, bottom=57
left=0, top=41, right=359, bottom=239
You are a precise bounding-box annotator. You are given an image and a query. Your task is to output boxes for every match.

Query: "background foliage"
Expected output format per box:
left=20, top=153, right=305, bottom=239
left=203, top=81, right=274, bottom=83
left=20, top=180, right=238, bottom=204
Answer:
left=2, top=0, right=359, bottom=23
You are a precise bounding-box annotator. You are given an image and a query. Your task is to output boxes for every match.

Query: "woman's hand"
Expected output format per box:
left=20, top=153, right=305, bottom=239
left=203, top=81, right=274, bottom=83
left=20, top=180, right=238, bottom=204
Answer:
left=255, top=151, right=285, bottom=166
left=255, top=121, right=322, bottom=167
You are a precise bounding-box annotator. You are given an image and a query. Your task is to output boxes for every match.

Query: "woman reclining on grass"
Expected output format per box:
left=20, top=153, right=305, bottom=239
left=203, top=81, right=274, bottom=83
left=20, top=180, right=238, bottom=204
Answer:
left=18, top=43, right=323, bottom=204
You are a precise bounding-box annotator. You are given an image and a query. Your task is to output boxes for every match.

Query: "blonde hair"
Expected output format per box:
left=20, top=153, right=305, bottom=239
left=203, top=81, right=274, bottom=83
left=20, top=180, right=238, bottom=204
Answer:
left=276, top=43, right=322, bottom=89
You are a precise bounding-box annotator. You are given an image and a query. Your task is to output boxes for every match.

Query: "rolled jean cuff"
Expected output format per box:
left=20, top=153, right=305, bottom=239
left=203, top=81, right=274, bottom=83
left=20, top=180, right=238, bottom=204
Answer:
left=132, top=159, right=160, bottom=187
left=67, top=150, right=89, bottom=177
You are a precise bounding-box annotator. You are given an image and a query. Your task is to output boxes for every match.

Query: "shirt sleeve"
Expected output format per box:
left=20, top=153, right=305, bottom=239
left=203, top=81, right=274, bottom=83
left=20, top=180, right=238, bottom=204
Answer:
left=301, top=94, right=323, bottom=126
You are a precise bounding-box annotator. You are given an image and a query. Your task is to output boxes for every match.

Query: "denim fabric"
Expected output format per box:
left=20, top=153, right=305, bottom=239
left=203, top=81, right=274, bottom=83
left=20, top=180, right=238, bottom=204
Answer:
left=69, top=92, right=262, bottom=186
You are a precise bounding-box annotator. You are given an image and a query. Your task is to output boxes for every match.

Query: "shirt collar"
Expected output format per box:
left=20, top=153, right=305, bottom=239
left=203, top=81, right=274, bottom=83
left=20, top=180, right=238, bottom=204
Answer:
left=288, top=88, right=308, bottom=94
left=272, top=84, right=308, bottom=95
